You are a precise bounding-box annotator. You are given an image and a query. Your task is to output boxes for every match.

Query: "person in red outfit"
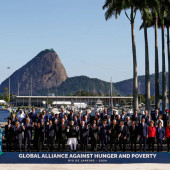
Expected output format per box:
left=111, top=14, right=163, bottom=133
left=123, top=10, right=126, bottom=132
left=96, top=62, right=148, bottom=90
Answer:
left=148, top=120, right=156, bottom=152
left=165, top=121, right=170, bottom=152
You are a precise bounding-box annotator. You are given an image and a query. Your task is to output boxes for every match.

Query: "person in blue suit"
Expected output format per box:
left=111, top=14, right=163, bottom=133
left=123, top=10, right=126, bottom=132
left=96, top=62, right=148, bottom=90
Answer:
left=14, top=122, right=24, bottom=152
left=23, top=118, right=33, bottom=152
left=99, top=119, right=109, bottom=152
left=79, top=121, right=89, bottom=152
left=118, top=121, right=127, bottom=152
left=59, top=108, right=66, bottom=120
left=46, top=120, right=55, bottom=152
left=157, top=121, right=165, bottom=152
left=29, top=108, right=37, bottom=123
left=138, top=117, right=148, bottom=152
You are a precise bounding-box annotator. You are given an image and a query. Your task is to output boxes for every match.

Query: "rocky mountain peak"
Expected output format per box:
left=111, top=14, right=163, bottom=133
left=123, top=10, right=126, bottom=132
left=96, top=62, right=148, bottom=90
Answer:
left=0, top=49, right=68, bottom=95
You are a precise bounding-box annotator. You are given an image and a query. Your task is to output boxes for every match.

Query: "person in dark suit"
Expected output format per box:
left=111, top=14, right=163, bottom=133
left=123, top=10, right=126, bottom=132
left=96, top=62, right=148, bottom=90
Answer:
left=121, top=109, right=126, bottom=122
left=165, top=121, right=170, bottom=152
left=77, top=111, right=83, bottom=123
left=59, top=108, right=66, bottom=120
left=49, top=112, right=55, bottom=124
left=40, top=119, right=46, bottom=150
left=85, top=110, right=91, bottom=124
left=80, top=121, right=89, bottom=151
left=116, top=115, right=121, bottom=126
left=138, top=118, right=148, bottom=152
left=5, top=119, right=14, bottom=151
left=106, top=115, right=112, bottom=127
left=11, top=113, right=17, bottom=126
left=153, top=109, right=159, bottom=123
left=90, top=120, right=98, bottom=151
left=118, top=121, right=127, bottom=152
left=100, top=109, right=108, bottom=120
left=96, top=117, right=102, bottom=127
left=163, top=109, right=169, bottom=128
left=99, top=119, right=109, bottom=152
left=124, top=116, right=131, bottom=143
left=109, top=119, right=118, bottom=152
left=42, top=110, right=49, bottom=122
left=54, top=115, right=60, bottom=148
left=111, top=110, right=117, bottom=121
left=29, top=108, right=37, bottom=123
left=129, top=121, right=138, bottom=152
left=157, top=121, right=165, bottom=152
left=148, top=120, right=156, bottom=152
left=34, top=113, right=40, bottom=123
left=34, top=122, right=43, bottom=152
left=46, top=120, right=55, bottom=151
left=92, top=111, right=100, bottom=123
left=23, top=118, right=33, bottom=152
left=73, top=115, right=80, bottom=126
left=68, top=110, right=74, bottom=122
left=64, top=114, right=69, bottom=126
left=131, top=110, right=139, bottom=123
left=14, top=122, right=23, bottom=152
left=83, top=115, right=90, bottom=125
left=58, top=118, right=67, bottom=151
left=142, top=110, right=150, bottom=125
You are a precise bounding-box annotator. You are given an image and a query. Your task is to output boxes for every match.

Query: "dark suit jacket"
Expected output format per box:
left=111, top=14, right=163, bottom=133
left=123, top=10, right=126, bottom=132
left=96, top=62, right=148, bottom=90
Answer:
left=153, top=114, right=159, bottom=122
left=132, top=114, right=139, bottom=122
left=67, top=125, right=78, bottom=138
left=109, top=124, right=118, bottom=139
left=138, top=123, right=148, bottom=137
left=14, top=126, right=23, bottom=140
left=157, top=127, right=165, bottom=140
left=142, top=115, right=150, bottom=125
left=100, top=124, right=109, bottom=139
left=5, top=124, right=14, bottom=140
left=34, top=126, right=43, bottom=139
left=80, top=125, right=89, bottom=139
left=46, top=125, right=55, bottom=137
left=68, top=114, right=74, bottom=121
left=29, top=112, right=37, bottom=123
left=90, top=124, right=98, bottom=140
left=24, top=124, right=33, bottom=139
left=100, top=113, right=107, bottom=120
left=111, top=114, right=117, bottom=121
left=11, top=118, right=16, bottom=126
left=118, top=125, right=127, bottom=138
left=58, top=123, right=67, bottom=139
left=59, top=112, right=66, bottom=120
left=129, top=125, right=138, bottom=138
left=163, top=113, right=169, bottom=127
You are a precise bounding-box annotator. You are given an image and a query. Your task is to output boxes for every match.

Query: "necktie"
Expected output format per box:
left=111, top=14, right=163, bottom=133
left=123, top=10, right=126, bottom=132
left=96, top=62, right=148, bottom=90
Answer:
left=62, top=124, right=63, bottom=128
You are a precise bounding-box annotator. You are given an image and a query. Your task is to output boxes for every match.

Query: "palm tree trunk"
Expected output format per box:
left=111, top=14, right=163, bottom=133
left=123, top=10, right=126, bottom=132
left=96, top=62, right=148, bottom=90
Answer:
left=155, top=13, right=159, bottom=109
left=131, top=6, right=138, bottom=111
left=162, top=22, right=167, bottom=114
left=167, top=26, right=170, bottom=110
left=144, top=21, right=150, bottom=112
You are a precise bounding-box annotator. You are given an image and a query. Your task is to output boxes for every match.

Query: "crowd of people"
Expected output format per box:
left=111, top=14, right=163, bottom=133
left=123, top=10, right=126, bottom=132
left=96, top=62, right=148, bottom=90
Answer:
left=2, top=107, right=170, bottom=152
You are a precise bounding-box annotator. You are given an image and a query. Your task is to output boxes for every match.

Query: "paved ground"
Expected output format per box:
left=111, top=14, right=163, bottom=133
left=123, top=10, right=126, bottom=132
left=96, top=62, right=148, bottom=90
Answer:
left=1, top=164, right=170, bottom=170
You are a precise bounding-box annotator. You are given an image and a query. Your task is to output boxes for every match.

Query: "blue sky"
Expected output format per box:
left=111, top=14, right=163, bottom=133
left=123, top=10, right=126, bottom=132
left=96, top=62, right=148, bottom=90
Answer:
left=0, top=0, right=167, bottom=84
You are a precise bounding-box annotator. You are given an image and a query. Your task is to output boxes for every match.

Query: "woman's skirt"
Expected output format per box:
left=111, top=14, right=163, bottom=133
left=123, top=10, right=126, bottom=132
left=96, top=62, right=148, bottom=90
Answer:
left=67, top=137, right=78, bottom=145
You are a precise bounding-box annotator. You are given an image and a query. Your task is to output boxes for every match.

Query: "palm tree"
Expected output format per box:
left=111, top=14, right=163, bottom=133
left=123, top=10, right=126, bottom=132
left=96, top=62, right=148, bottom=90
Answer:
left=164, top=5, right=170, bottom=111
left=103, top=0, right=139, bottom=111
left=152, top=1, right=160, bottom=110
left=160, top=0, right=167, bottom=114
left=139, top=1, right=153, bottom=113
